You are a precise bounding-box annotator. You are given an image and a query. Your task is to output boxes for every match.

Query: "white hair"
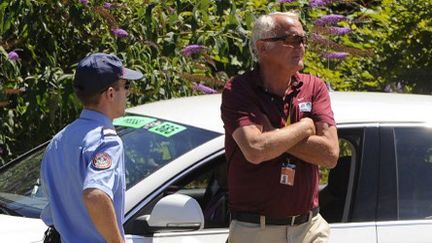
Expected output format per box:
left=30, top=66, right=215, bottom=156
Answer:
left=250, top=11, right=300, bottom=62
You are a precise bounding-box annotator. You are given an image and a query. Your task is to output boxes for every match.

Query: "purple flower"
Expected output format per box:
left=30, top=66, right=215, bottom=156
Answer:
left=309, top=33, right=328, bottom=45
left=384, top=84, right=392, bottom=93
left=8, top=51, right=19, bottom=61
left=278, top=0, right=297, bottom=3
left=384, top=82, right=404, bottom=93
left=112, top=28, right=128, bottom=38
left=396, top=81, right=403, bottom=91
left=193, top=83, right=217, bottom=94
left=329, top=27, right=352, bottom=35
left=181, top=44, right=205, bottom=56
left=103, top=2, right=112, bottom=8
left=310, top=0, right=329, bottom=7
left=79, top=0, right=89, bottom=5
left=310, top=0, right=346, bottom=7
left=322, top=52, right=349, bottom=59
left=315, top=14, right=346, bottom=26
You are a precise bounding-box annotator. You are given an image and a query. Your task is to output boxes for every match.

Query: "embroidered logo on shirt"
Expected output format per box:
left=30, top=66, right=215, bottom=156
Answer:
left=92, top=152, right=112, bottom=170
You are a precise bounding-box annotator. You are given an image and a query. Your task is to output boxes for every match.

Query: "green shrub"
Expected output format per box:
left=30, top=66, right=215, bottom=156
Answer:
left=1, top=0, right=430, bottom=164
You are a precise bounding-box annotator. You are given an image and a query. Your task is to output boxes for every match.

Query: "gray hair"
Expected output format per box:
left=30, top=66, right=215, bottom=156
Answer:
left=250, top=11, right=300, bottom=61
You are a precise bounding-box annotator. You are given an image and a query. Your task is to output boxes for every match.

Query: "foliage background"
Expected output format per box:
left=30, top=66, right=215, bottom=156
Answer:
left=0, top=0, right=431, bottom=165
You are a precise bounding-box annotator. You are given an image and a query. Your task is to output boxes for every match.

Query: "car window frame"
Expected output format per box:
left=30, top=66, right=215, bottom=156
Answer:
left=336, top=123, right=380, bottom=223
left=124, top=148, right=226, bottom=230
left=378, top=123, right=432, bottom=221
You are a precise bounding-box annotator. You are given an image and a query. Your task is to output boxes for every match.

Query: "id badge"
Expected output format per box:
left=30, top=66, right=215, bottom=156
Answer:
left=280, top=162, right=296, bottom=186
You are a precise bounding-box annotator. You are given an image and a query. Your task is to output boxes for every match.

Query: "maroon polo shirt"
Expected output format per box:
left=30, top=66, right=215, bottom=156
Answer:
left=221, top=67, right=335, bottom=218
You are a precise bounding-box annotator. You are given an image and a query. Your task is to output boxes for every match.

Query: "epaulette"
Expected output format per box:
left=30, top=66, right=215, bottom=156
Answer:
left=102, top=128, right=117, bottom=137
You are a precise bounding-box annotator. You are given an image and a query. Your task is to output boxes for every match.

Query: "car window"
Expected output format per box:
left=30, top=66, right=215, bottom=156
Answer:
left=319, top=127, right=369, bottom=223
left=395, top=127, right=432, bottom=220
left=0, top=149, right=46, bottom=217
left=118, top=116, right=221, bottom=189
left=0, top=115, right=221, bottom=218
left=320, top=137, right=356, bottom=223
left=125, top=155, right=229, bottom=234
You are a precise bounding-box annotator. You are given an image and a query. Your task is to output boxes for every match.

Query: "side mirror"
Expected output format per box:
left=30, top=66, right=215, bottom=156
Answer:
left=136, top=194, right=204, bottom=235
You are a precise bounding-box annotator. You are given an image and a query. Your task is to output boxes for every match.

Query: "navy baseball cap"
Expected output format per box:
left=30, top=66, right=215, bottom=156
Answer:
left=73, top=53, right=143, bottom=95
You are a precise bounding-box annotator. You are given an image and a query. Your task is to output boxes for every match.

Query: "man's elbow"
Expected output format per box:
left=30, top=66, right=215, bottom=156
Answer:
left=243, top=150, right=266, bottom=165
left=326, top=153, right=339, bottom=168
left=83, top=188, right=108, bottom=205
left=325, top=147, right=340, bottom=168
left=238, top=138, right=268, bottom=164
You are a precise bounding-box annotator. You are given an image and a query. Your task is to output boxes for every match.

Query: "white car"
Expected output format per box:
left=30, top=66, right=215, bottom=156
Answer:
left=1, top=92, right=432, bottom=243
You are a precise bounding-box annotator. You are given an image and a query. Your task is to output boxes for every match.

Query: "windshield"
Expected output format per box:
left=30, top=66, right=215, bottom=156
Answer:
left=0, top=114, right=221, bottom=218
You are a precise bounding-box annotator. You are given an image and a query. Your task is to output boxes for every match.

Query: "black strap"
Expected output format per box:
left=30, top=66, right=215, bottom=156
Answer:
left=231, top=207, right=319, bottom=226
left=43, top=226, right=61, bottom=243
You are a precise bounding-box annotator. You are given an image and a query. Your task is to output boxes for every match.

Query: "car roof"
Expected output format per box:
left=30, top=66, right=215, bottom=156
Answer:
left=126, top=92, right=432, bottom=133
left=331, top=92, right=432, bottom=124
left=127, top=94, right=225, bottom=133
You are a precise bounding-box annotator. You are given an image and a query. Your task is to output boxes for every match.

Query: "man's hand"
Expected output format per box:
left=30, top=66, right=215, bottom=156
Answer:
left=299, top=117, right=316, bottom=136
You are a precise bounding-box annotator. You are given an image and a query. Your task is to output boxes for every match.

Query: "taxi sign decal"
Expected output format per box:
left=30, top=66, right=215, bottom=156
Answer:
left=92, top=152, right=112, bottom=170
left=113, top=116, right=156, bottom=128
left=148, top=122, right=186, bottom=137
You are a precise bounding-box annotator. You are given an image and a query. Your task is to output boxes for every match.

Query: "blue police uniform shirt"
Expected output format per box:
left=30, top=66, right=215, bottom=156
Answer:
left=40, top=109, right=126, bottom=243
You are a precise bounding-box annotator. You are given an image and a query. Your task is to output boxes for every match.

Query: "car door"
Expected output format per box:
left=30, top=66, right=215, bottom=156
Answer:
left=320, top=124, right=379, bottom=243
left=125, top=126, right=382, bottom=243
left=124, top=152, right=230, bottom=243
left=376, top=125, right=432, bottom=243
left=325, top=126, right=380, bottom=243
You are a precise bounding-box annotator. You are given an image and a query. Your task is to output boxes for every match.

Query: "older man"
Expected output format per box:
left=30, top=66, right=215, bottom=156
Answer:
left=221, top=12, right=339, bottom=243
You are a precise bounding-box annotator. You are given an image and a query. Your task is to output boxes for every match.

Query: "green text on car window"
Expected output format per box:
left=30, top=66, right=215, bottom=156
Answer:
left=148, top=122, right=186, bottom=137
left=113, top=116, right=156, bottom=128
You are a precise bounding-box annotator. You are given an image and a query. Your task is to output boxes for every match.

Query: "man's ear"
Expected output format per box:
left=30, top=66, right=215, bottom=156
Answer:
left=108, top=87, right=116, bottom=98
left=101, top=87, right=115, bottom=101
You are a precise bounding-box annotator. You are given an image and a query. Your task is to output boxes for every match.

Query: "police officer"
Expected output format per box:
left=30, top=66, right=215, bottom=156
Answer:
left=40, top=53, right=143, bottom=243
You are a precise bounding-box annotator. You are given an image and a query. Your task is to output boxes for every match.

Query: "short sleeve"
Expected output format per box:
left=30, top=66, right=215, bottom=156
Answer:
left=221, top=78, right=266, bottom=135
left=312, top=78, right=336, bottom=127
left=83, top=136, right=123, bottom=200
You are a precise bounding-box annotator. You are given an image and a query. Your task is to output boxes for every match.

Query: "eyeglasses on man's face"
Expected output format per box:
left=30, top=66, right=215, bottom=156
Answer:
left=260, top=34, right=308, bottom=47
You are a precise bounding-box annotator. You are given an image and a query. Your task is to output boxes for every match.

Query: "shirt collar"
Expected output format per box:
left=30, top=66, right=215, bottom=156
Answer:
left=252, top=65, right=303, bottom=94
left=79, top=109, right=114, bottom=128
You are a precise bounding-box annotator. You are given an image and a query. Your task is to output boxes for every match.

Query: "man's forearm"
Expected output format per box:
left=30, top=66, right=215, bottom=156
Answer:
left=287, top=125, right=339, bottom=168
left=233, top=118, right=315, bottom=164
left=83, top=188, right=124, bottom=243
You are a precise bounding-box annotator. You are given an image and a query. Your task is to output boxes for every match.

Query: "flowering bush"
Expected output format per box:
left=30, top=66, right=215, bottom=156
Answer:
left=0, top=0, right=430, bottom=163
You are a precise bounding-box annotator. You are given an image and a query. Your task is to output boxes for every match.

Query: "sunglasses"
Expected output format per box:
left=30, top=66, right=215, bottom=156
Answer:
left=260, top=34, right=308, bottom=47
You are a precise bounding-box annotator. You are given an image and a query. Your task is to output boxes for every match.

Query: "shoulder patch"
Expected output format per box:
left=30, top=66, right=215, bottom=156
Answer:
left=102, top=128, right=117, bottom=137
left=92, top=152, right=112, bottom=170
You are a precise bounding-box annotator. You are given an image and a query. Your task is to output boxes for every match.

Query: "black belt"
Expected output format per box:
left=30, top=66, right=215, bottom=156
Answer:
left=231, top=207, right=319, bottom=226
